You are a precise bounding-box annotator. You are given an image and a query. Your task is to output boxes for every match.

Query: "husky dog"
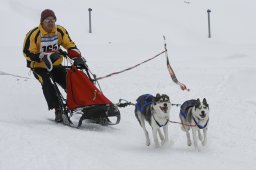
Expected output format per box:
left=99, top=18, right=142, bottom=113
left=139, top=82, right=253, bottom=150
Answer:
left=135, top=94, right=171, bottom=148
left=179, top=98, right=209, bottom=151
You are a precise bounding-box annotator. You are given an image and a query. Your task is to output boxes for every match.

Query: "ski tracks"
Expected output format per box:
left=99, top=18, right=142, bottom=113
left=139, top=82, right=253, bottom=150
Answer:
left=211, top=67, right=256, bottom=166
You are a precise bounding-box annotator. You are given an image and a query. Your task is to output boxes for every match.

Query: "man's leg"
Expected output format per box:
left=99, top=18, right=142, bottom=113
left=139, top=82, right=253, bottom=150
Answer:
left=32, top=68, right=62, bottom=122
left=51, top=66, right=67, bottom=90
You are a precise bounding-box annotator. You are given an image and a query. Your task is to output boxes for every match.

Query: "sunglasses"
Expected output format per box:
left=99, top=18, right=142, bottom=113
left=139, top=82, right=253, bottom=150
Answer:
left=44, top=18, right=56, bottom=23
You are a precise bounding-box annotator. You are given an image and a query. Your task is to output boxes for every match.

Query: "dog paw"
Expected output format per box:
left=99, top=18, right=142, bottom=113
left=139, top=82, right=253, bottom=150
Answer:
left=195, top=147, right=200, bottom=152
left=161, top=139, right=169, bottom=146
left=146, top=141, right=150, bottom=146
left=159, top=136, right=165, bottom=141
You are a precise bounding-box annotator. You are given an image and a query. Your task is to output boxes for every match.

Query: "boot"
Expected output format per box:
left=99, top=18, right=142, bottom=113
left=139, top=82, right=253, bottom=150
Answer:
left=55, top=109, right=63, bottom=122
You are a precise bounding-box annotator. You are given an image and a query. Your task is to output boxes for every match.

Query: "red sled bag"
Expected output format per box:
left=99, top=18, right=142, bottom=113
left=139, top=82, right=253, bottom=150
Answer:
left=67, top=66, right=112, bottom=110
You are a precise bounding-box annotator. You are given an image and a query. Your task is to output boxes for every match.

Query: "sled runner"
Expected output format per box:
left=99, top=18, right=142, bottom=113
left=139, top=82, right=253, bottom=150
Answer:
left=50, top=65, right=122, bottom=128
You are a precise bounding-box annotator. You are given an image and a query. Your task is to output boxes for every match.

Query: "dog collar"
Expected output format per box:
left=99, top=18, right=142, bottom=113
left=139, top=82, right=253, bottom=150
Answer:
left=153, top=115, right=168, bottom=127
left=192, top=116, right=209, bottom=129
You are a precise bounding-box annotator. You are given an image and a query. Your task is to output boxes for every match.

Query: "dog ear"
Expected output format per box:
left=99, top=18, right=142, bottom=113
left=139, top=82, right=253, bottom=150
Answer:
left=165, top=95, right=169, bottom=101
left=195, top=98, right=200, bottom=108
left=156, top=93, right=160, bottom=98
left=154, top=94, right=162, bottom=105
left=153, top=98, right=157, bottom=105
left=203, top=98, right=209, bottom=107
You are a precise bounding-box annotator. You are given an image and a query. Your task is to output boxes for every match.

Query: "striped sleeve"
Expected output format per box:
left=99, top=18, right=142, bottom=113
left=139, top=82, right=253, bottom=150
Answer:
left=57, top=25, right=77, bottom=50
left=23, top=27, right=41, bottom=62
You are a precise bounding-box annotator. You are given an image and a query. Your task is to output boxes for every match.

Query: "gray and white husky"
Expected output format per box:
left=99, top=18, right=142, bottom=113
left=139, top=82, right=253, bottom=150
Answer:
left=179, top=98, right=209, bottom=151
left=135, top=94, right=171, bottom=148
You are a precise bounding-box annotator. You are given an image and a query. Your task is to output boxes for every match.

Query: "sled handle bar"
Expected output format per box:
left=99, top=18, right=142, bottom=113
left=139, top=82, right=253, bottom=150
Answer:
left=62, top=65, right=84, bottom=69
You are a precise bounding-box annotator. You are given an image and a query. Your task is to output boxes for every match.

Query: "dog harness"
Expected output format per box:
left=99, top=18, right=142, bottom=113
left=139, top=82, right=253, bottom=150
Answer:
left=135, top=94, right=154, bottom=113
left=180, top=99, right=197, bottom=119
left=153, top=115, right=168, bottom=127
left=192, top=117, right=209, bottom=129
left=180, top=99, right=209, bottom=129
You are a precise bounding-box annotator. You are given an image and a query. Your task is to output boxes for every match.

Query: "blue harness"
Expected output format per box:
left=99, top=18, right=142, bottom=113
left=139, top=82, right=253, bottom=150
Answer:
left=192, top=117, right=209, bottom=129
left=135, top=94, right=154, bottom=113
left=180, top=99, right=209, bottom=129
left=180, top=99, right=197, bottom=119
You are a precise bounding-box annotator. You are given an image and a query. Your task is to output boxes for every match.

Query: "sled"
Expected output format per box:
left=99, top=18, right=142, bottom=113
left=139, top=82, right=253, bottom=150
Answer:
left=50, top=65, right=121, bottom=128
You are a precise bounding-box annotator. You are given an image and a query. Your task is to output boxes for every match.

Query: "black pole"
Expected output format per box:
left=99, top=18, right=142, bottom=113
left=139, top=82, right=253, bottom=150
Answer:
left=207, top=9, right=211, bottom=38
left=88, top=8, right=92, bottom=33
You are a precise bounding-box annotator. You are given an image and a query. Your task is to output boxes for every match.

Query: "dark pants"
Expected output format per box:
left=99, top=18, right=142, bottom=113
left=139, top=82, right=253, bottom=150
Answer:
left=32, top=66, right=67, bottom=110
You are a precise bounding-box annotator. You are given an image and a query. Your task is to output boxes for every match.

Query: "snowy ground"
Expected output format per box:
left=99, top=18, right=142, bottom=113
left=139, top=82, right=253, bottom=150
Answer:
left=1, top=0, right=256, bottom=170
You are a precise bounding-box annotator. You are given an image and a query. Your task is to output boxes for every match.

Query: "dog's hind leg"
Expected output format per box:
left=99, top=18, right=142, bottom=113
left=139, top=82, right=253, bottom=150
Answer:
left=182, top=123, right=191, bottom=146
left=140, top=115, right=150, bottom=146
left=181, top=125, right=185, bottom=131
left=185, top=130, right=192, bottom=146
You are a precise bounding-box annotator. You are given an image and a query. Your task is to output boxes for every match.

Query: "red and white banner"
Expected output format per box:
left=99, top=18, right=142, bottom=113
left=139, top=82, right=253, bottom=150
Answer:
left=166, top=56, right=189, bottom=91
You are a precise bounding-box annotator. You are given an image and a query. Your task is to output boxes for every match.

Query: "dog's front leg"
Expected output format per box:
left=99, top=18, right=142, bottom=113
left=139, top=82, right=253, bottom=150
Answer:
left=162, top=125, right=169, bottom=145
left=158, top=129, right=164, bottom=141
left=142, top=127, right=150, bottom=146
left=198, top=130, right=203, bottom=142
left=202, top=128, right=207, bottom=146
left=185, top=128, right=192, bottom=146
left=192, top=128, right=199, bottom=151
left=152, top=128, right=160, bottom=148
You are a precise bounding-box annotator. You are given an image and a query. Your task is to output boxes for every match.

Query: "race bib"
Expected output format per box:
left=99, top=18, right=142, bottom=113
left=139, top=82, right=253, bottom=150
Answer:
left=40, top=34, right=59, bottom=52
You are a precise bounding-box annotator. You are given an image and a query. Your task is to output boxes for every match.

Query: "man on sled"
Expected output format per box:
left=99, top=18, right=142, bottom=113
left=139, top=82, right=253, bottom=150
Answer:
left=23, top=9, right=86, bottom=122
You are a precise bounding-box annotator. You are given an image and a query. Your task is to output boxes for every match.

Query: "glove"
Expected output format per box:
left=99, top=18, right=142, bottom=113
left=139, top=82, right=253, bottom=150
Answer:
left=68, top=49, right=81, bottom=59
left=39, top=52, right=61, bottom=71
left=39, top=52, right=53, bottom=71
left=73, top=57, right=87, bottom=69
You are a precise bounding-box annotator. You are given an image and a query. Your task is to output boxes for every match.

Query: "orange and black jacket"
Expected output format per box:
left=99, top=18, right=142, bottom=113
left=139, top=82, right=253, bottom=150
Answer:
left=23, top=24, right=78, bottom=69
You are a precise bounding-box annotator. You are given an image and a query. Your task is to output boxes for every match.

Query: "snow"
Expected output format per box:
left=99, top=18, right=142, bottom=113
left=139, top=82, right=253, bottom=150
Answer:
left=1, top=0, right=256, bottom=169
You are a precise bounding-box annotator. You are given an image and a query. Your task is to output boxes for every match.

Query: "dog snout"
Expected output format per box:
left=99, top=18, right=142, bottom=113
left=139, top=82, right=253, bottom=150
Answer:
left=164, top=103, right=167, bottom=107
left=200, top=111, right=206, bottom=118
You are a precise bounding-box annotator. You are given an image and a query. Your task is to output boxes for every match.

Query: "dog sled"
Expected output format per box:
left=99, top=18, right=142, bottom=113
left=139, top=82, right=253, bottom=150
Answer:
left=50, top=63, right=127, bottom=128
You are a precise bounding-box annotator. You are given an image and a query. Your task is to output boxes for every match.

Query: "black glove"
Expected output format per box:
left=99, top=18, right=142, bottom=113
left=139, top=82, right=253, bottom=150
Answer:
left=73, top=57, right=87, bottom=69
left=50, top=53, right=61, bottom=63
